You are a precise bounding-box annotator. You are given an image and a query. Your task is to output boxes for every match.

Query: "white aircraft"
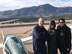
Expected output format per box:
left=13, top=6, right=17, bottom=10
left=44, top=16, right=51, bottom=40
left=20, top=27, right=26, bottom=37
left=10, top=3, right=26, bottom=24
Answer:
left=3, top=35, right=28, bottom=54
left=0, top=28, right=32, bottom=54
left=0, top=20, right=32, bottom=54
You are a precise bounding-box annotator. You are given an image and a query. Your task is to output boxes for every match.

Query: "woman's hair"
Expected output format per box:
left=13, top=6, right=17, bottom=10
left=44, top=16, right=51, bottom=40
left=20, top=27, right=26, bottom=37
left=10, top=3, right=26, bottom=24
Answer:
left=58, top=18, right=65, bottom=23
left=49, top=20, right=56, bottom=29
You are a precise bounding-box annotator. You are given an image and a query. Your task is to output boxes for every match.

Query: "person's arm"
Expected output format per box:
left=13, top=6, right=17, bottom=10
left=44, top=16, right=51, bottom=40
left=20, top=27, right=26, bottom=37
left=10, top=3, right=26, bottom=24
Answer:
left=67, top=27, right=71, bottom=51
left=56, top=26, right=60, bottom=48
left=32, top=27, right=43, bottom=39
left=56, top=26, right=60, bottom=35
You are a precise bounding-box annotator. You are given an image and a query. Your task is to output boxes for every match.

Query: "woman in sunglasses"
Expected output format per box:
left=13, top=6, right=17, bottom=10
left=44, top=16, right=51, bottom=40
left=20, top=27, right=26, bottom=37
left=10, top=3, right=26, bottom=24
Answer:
left=57, top=18, right=71, bottom=54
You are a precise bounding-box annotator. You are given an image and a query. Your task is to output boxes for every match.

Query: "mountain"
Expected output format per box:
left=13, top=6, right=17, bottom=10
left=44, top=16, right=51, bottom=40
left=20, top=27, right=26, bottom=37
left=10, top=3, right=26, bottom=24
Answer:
left=0, top=4, right=72, bottom=18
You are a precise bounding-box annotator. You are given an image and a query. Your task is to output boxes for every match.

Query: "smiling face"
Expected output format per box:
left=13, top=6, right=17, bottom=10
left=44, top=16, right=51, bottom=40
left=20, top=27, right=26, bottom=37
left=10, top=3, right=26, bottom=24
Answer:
left=49, top=20, right=56, bottom=29
left=59, top=20, right=65, bottom=27
left=38, top=18, right=44, bottom=27
left=50, top=25, right=54, bottom=29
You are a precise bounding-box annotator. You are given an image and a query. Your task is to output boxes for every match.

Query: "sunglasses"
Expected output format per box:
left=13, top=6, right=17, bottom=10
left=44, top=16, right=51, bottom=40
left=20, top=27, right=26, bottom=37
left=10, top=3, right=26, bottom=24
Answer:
left=59, top=22, right=64, bottom=23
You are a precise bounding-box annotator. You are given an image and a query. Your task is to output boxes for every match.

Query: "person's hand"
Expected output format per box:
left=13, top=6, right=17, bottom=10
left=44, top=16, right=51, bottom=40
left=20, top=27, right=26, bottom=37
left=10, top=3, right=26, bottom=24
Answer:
left=67, top=48, right=70, bottom=51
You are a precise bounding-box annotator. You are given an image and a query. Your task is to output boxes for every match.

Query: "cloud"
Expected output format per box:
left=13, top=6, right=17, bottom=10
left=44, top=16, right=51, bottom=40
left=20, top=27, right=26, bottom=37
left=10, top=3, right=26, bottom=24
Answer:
left=60, top=0, right=71, bottom=2
left=48, top=0, right=72, bottom=7
left=0, top=0, right=24, bottom=11
left=0, top=0, right=51, bottom=11
left=0, top=0, right=72, bottom=11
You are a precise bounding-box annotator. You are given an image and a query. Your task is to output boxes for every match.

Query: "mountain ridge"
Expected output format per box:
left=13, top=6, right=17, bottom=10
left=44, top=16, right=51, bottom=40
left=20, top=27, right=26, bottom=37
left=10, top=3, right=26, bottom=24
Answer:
left=0, top=4, right=72, bottom=18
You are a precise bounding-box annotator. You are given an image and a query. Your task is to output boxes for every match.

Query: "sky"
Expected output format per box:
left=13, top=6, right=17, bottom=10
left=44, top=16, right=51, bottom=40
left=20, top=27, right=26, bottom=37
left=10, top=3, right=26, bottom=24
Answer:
left=0, top=0, right=72, bottom=11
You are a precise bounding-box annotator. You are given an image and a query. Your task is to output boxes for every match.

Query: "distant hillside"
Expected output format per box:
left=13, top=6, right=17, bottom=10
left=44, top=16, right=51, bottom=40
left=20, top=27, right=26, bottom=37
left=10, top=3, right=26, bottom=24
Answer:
left=0, top=4, right=72, bottom=19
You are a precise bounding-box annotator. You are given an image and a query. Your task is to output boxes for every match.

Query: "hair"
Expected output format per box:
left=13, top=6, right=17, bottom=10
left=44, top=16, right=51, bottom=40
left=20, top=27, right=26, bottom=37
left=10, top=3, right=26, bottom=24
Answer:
left=38, top=17, right=44, bottom=22
left=49, top=20, right=56, bottom=29
left=58, top=18, right=65, bottom=23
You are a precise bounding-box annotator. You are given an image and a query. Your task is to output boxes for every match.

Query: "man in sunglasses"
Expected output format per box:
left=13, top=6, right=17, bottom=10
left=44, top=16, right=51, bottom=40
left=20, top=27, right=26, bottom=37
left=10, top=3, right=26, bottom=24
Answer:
left=57, top=18, right=71, bottom=54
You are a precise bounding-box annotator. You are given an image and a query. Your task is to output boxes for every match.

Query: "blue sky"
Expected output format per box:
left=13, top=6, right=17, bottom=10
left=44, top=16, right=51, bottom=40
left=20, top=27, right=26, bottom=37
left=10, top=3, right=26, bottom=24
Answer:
left=0, top=0, right=72, bottom=11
